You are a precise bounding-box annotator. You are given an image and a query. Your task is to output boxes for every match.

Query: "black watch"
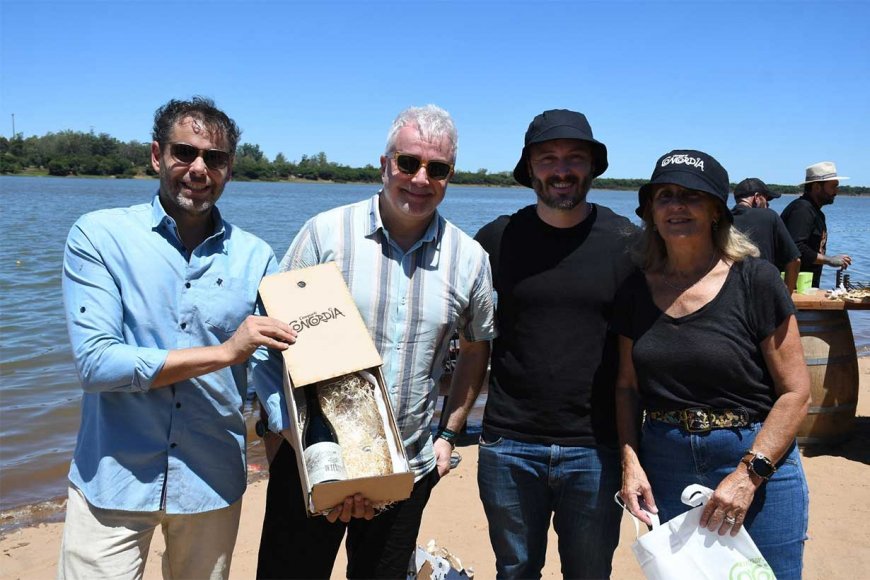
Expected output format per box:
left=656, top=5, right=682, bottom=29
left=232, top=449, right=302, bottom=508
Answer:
left=255, top=419, right=269, bottom=438
left=742, top=450, right=776, bottom=480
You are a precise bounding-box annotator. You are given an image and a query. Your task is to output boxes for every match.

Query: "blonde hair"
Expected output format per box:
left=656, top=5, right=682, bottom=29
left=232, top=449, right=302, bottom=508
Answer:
left=636, top=205, right=759, bottom=272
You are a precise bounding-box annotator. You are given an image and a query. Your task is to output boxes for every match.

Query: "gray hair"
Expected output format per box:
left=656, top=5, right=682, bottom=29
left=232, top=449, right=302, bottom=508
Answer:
left=384, top=105, right=458, bottom=163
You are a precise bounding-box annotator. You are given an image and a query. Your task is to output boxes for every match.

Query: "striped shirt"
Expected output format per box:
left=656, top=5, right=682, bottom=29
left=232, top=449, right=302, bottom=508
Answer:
left=279, top=193, right=496, bottom=479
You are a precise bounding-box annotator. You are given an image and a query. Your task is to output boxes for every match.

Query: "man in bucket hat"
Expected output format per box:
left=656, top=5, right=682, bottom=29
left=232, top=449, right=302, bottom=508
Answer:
left=731, top=177, right=801, bottom=293
left=474, top=109, right=636, bottom=579
left=780, top=161, right=852, bottom=287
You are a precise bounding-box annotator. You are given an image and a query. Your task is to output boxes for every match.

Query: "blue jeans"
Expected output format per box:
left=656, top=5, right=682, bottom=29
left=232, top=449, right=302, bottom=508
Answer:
left=477, top=432, right=622, bottom=579
left=640, top=420, right=809, bottom=580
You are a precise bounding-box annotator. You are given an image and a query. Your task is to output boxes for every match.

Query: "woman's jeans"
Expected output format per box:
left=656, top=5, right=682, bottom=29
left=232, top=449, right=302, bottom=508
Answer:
left=641, top=419, right=809, bottom=580
left=477, top=432, right=622, bottom=579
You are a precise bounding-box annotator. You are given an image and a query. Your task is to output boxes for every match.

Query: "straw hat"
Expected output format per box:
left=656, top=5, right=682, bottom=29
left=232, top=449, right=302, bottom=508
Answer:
left=800, top=161, right=849, bottom=185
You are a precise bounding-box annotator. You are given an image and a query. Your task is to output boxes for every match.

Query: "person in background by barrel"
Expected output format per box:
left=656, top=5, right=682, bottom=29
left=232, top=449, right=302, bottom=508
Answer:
left=780, top=161, right=852, bottom=288
left=614, top=150, right=810, bottom=579
left=730, top=177, right=801, bottom=293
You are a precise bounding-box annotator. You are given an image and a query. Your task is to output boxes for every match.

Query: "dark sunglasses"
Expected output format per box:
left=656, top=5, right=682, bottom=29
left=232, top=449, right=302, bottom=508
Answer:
left=168, top=143, right=231, bottom=170
left=393, top=152, right=453, bottom=180
left=652, top=189, right=705, bottom=205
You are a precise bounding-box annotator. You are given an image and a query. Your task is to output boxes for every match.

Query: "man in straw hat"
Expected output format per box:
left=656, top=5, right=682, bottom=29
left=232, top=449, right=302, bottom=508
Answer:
left=780, top=161, right=852, bottom=287
left=474, top=109, right=636, bottom=579
left=731, top=177, right=801, bottom=293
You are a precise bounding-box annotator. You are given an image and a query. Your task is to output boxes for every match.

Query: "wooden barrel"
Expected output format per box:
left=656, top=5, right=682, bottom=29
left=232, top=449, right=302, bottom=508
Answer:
left=795, top=310, right=859, bottom=446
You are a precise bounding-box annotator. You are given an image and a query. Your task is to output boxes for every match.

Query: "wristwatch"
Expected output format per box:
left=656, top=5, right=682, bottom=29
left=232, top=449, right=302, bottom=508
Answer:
left=436, top=427, right=457, bottom=449
left=255, top=419, right=269, bottom=438
left=741, top=450, right=777, bottom=480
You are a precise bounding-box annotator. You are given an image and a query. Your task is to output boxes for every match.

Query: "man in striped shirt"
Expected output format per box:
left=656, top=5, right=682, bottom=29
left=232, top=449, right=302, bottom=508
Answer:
left=256, top=105, right=495, bottom=579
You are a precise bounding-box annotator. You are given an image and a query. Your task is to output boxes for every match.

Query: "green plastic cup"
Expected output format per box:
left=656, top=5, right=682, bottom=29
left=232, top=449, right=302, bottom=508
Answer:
left=797, top=272, right=813, bottom=294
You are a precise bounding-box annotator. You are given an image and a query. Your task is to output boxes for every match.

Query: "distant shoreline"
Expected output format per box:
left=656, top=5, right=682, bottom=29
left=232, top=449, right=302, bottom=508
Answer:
left=3, top=172, right=869, bottom=195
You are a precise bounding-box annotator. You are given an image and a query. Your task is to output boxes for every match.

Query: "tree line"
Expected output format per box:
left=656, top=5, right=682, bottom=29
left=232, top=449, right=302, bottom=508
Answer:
left=1, top=131, right=867, bottom=194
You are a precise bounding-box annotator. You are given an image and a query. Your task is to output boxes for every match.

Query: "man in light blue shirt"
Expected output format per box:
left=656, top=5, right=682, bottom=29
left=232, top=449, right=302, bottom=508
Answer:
left=256, top=105, right=495, bottom=579
left=58, top=97, right=296, bottom=580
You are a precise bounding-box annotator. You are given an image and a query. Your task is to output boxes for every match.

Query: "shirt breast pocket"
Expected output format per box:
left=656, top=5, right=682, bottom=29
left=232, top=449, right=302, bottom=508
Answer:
left=197, top=277, right=260, bottom=340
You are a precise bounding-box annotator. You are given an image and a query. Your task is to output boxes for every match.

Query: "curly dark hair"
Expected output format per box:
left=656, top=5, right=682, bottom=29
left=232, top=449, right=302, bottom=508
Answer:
left=152, top=96, right=241, bottom=154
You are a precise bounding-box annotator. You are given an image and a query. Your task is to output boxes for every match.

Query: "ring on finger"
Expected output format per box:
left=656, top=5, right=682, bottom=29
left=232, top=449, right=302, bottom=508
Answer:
left=724, top=515, right=737, bottom=525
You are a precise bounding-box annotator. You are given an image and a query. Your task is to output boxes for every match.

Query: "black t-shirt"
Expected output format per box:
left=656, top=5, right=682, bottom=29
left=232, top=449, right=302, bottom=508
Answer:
left=730, top=206, right=800, bottom=270
left=612, top=258, right=795, bottom=416
left=780, top=195, right=827, bottom=286
left=474, top=204, right=637, bottom=445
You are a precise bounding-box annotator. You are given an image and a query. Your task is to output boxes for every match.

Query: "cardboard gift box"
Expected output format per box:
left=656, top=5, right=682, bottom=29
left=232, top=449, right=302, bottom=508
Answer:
left=258, top=263, right=414, bottom=515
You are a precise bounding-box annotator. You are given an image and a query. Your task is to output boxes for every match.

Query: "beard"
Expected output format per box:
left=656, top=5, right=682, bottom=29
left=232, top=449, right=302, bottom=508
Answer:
left=158, top=171, right=222, bottom=218
left=532, top=173, right=592, bottom=210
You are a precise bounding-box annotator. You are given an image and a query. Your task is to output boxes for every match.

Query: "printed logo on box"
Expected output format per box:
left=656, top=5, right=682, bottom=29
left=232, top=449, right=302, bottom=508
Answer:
left=290, top=307, right=346, bottom=333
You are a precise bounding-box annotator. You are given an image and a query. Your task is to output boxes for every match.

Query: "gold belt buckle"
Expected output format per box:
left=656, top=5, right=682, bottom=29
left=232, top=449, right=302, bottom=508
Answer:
left=683, top=407, right=712, bottom=432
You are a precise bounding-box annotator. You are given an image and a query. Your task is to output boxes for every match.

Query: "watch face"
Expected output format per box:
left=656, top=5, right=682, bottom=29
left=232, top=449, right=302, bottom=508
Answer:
left=751, top=456, right=775, bottom=478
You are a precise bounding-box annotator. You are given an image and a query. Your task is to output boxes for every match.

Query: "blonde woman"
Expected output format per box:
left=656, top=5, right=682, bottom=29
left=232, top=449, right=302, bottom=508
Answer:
left=613, top=150, right=810, bottom=579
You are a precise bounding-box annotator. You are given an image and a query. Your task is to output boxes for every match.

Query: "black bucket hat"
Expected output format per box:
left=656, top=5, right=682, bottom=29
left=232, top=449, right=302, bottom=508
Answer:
left=513, top=109, right=608, bottom=187
left=733, top=177, right=780, bottom=200
left=635, top=149, right=732, bottom=223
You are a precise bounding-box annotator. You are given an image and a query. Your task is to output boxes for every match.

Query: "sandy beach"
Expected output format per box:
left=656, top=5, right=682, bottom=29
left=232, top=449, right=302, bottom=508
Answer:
left=2, top=358, right=868, bottom=579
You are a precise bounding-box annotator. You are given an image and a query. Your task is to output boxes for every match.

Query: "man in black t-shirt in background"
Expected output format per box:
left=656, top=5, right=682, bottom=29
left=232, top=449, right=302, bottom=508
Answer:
left=730, top=177, right=800, bottom=293
left=474, top=109, right=636, bottom=579
left=780, top=161, right=852, bottom=287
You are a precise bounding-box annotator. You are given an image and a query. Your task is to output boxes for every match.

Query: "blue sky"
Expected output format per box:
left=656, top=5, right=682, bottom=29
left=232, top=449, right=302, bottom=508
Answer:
left=2, top=0, right=868, bottom=185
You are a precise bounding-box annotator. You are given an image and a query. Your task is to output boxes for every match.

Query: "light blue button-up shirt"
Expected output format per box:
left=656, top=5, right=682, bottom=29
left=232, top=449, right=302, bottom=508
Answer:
left=62, top=194, right=285, bottom=513
left=276, top=194, right=496, bottom=479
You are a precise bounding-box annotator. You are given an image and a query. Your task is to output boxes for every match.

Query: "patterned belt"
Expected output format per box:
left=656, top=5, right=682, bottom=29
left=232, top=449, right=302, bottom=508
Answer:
left=647, top=407, right=751, bottom=432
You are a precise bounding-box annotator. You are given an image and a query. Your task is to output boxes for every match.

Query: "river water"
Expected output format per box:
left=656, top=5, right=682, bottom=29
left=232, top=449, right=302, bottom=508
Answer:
left=1, top=176, right=868, bottom=527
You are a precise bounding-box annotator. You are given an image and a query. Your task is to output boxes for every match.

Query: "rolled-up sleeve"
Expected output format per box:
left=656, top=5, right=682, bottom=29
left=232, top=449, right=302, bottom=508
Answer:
left=250, top=345, right=290, bottom=432
left=63, top=219, right=167, bottom=393
left=461, top=250, right=497, bottom=342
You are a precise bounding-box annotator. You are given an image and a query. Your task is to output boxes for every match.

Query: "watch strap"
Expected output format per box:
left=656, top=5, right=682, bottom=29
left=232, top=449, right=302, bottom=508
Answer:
left=436, top=427, right=458, bottom=449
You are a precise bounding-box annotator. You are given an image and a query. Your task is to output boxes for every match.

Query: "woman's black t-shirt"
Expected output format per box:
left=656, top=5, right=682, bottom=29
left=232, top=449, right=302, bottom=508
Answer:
left=612, top=257, right=795, bottom=416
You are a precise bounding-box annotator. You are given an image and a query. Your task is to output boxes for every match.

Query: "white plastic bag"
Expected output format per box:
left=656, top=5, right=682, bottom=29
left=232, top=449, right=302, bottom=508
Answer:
left=615, top=484, right=776, bottom=580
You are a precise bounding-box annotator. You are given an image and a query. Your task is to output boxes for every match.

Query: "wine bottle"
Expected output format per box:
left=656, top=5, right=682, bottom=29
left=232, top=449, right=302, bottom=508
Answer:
left=302, top=385, right=347, bottom=484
